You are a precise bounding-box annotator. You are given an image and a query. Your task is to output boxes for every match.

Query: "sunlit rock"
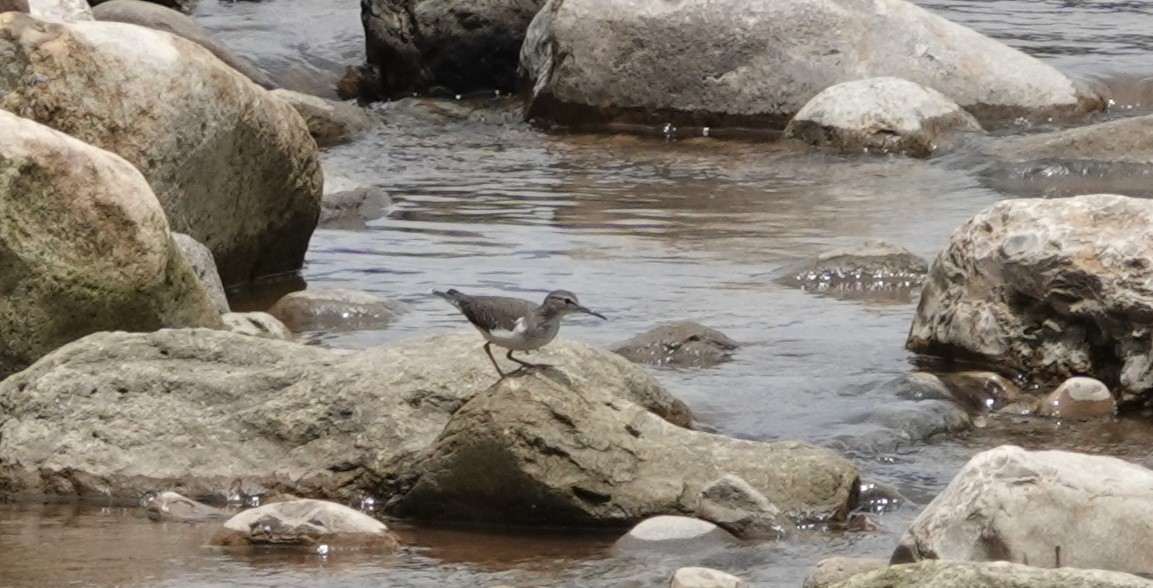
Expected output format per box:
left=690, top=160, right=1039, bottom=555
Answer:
left=141, top=490, right=229, bottom=522
left=520, top=0, right=1102, bottom=131
left=211, top=499, right=398, bottom=551
left=0, top=111, right=221, bottom=379
left=0, top=12, right=322, bottom=286
left=611, top=320, right=738, bottom=368
left=270, top=89, right=378, bottom=147
left=0, top=329, right=688, bottom=500
left=172, top=232, right=230, bottom=315
left=393, top=370, right=857, bottom=526
left=785, top=77, right=982, bottom=157
left=91, top=0, right=275, bottom=89
left=695, top=474, right=792, bottom=540
left=614, top=516, right=738, bottom=554
left=803, top=557, right=886, bottom=588
left=907, top=194, right=1153, bottom=403
left=1037, top=376, right=1115, bottom=420
left=836, top=561, right=1153, bottom=588
left=780, top=240, right=927, bottom=303
left=893, top=445, right=1153, bottom=575
left=267, top=288, right=409, bottom=333
left=27, top=0, right=89, bottom=21
left=222, top=312, right=293, bottom=340
left=670, top=566, right=749, bottom=588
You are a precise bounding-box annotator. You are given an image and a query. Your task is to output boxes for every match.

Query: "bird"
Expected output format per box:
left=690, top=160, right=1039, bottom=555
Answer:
left=433, top=288, right=607, bottom=377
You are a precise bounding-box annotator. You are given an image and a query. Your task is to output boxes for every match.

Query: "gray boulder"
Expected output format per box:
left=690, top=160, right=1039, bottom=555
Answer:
left=270, top=90, right=378, bottom=147
left=0, top=13, right=323, bottom=286
left=393, top=370, right=858, bottom=526
left=0, top=110, right=221, bottom=379
left=267, top=288, right=409, bottom=332
left=785, top=77, right=982, bottom=157
left=172, top=232, right=230, bottom=315
left=0, top=329, right=689, bottom=500
left=906, top=194, right=1153, bottom=401
left=695, top=474, right=792, bottom=540
left=831, top=561, right=1153, bottom=588
left=893, top=445, right=1153, bottom=575
left=91, top=0, right=276, bottom=89
left=211, top=499, right=398, bottom=550
left=520, top=0, right=1102, bottom=130
left=611, top=321, right=738, bottom=368
left=781, top=240, right=927, bottom=303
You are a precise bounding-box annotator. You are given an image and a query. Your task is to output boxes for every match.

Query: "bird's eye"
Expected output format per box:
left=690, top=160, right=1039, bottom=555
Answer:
left=565, top=298, right=575, bottom=305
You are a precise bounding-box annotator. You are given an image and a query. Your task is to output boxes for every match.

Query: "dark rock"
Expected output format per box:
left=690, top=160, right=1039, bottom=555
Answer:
left=611, top=320, right=738, bottom=368
left=267, top=288, right=409, bottom=332
left=781, top=240, right=927, bottom=303
left=695, top=474, right=793, bottom=540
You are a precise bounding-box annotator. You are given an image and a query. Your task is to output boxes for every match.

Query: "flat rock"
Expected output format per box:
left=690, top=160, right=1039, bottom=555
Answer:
left=267, top=288, right=409, bottom=332
left=212, top=499, right=397, bottom=550
left=611, top=320, right=738, bottom=368
left=832, top=560, right=1153, bottom=588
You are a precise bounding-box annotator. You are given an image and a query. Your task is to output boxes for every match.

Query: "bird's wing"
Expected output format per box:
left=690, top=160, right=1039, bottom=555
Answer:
left=456, top=295, right=537, bottom=332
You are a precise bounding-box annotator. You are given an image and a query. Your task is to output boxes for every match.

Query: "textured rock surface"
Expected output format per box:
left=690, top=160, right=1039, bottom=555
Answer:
left=270, top=90, right=377, bottom=147
left=0, top=13, right=323, bottom=286
left=804, top=557, right=887, bottom=588
left=614, top=516, right=738, bottom=553
left=1037, top=376, right=1115, bottom=419
left=142, top=490, right=229, bottom=522
left=992, top=113, right=1153, bottom=166
left=611, top=321, right=738, bottom=368
left=212, top=499, right=397, bottom=550
left=172, top=232, right=230, bottom=315
left=520, top=0, right=1101, bottom=129
left=784, top=77, right=982, bottom=157
left=319, top=177, right=392, bottom=228
left=267, top=288, right=409, bottom=332
left=27, top=0, right=89, bottom=21
left=832, top=561, right=1153, bottom=588
left=695, top=474, right=792, bottom=539
left=906, top=194, right=1153, bottom=400
left=670, top=566, right=749, bottom=588
left=893, top=445, right=1153, bottom=575
left=394, top=371, right=857, bottom=526
left=0, top=110, right=221, bottom=378
left=0, top=329, right=688, bottom=500
left=222, top=312, right=293, bottom=340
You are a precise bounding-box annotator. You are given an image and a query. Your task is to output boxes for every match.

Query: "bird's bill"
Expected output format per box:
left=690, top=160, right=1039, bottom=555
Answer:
left=579, top=305, right=608, bottom=320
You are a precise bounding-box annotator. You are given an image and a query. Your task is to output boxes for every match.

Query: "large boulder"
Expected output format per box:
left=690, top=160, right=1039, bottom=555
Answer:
left=0, top=110, right=221, bottom=379
left=392, top=370, right=858, bottom=526
left=361, top=0, right=544, bottom=98
left=893, top=445, right=1153, bottom=575
left=0, top=13, right=323, bottom=286
left=0, top=329, right=689, bottom=500
left=906, top=194, right=1153, bottom=401
left=831, top=561, right=1153, bottom=588
left=520, top=0, right=1102, bottom=130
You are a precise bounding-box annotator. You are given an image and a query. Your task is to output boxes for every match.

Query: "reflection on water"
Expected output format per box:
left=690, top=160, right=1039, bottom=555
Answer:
left=8, top=0, right=1153, bottom=586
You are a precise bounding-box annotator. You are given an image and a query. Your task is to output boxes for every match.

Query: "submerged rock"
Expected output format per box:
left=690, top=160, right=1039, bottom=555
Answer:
left=894, top=445, right=1153, bottom=575
left=781, top=240, right=927, bottom=303
left=212, top=499, right=398, bottom=550
left=141, top=490, right=230, bottom=522
left=393, top=370, right=857, bottom=526
left=1037, top=376, right=1115, bottom=420
left=267, top=288, right=409, bottom=332
left=611, top=321, right=738, bottom=368
left=785, top=77, right=982, bottom=157
left=0, top=110, right=221, bottom=379
left=320, top=177, right=392, bottom=228
left=906, top=194, right=1153, bottom=402
left=834, top=560, right=1153, bottom=588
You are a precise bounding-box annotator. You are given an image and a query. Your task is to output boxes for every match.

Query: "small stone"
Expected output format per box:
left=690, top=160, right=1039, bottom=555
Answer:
left=615, top=516, right=738, bottom=553
left=1037, top=376, right=1115, bottom=419
left=268, top=288, right=409, bottom=332
left=670, top=566, right=748, bottom=588
left=222, top=312, right=293, bottom=340
left=172, top=232, right=230, bottom=315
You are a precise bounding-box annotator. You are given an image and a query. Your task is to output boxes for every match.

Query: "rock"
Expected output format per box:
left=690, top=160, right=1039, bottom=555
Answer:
left=831, top=399, right=971, bottom=456
left=893, top=445, right=1153, bottom=575
left=906, top=194, right=1153, bottom=401
left=1037, top=376, right=1115, bottom=419
left=695, top=475, right=792, bottom=540
left=831, top=561, right=1153, bottom=588
left=222, top=312, right=293, bottom=340
left=615, top=515, right=738, bottom=553
left=211, top=499, right=398, bottom=550
left=785, top=77, right=981, bottom=157
left=804, top=557, right=887, bottom=588
left=393, top=370, right=857, bottom=526
left=319, top=177, right=392, bottom=228
left=141, top=490, right=230, bottom=522
left=993, top=113, right=1153, bottom=167
left=933, top=371, right=1027, bottom=413
left=0, top=110, right=221, bottom=379
left=267, top=288, right=409, bottom=333
left=362, top=0, right=544, bottom=98
left=611, top=321, right=738, bottom=368
left=0, top=0, right=28, bottom=13
left=90, top=0, right=276, bottom=89
left=670, top=566, right=749, bottom=588
left=0, top=13, right=323, bottom=287
left=27, top=0, right=89, bottom=21
left=781, top=240, right=927, bottom=303
left=0, top=329, right=689, bottom=500
left=270, top=90, right=378, bottom=147
left=520, top=0, right=1102, bottom=131
left=172, top=232, right=230, bottom=315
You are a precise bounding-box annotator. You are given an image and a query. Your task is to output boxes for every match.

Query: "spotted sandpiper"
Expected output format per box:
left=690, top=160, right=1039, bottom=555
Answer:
left=433, top=288, right=607, bottom=377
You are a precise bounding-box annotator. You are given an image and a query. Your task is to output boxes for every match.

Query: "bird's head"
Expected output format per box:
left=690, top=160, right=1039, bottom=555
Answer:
left=543, top=290, right=607, bottom=320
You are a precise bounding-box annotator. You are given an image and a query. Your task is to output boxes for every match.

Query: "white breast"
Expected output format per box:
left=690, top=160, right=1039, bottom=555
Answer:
left=482, top=317, right=537, bottom=350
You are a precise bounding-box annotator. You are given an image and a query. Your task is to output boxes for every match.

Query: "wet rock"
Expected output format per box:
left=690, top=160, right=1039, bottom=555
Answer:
left=1038, top=376, right=1115, bottom=420
left=0, top=329, right=689, bottom=500
left=611, top=320, right=738, bottom=368
left=211, top=499, right=398, bottom=550
left=362, top=0, right=544, bottom=98
left=393, top=369, right=857, bottom=526
left=614, top=516, right=738, bottom=554
left=695, top=474, right=792, bottom=540
left=670, top=566, right=749, bottom=588
left=267, top=288, right=409, bottom=333
left=319, top=178, right=392, bottom=228
left=893, top=445, right=1153, bottom=575
left=781, top=240, right=927, bottom=303
left=831, top=399, right=971, bottom=456
left=934, top=371, right=1027, bottom=413
left=803, top=557, right=887, bottom=588
left=906, top=194, right=1153, bottom=402
left=91, top=0, right=276, bottom=89
left=520, top=0, right=1101, bottom=131
left=270, top=90, right=378, bottom=147
left=27, top=0, right=90, bottom=21
left=833, top=560, right=1153, bottom=588
left=141, top=490, right=230, bottom=522
left=856, top=481, right=905, bottom=515
left=222, top=312, right=293, bottom=341
left=992, top=113, right=1153, bottom=167
left=172, top=232, right=230, bottom=315
left=0, top=110, right=222, bottom=379
left=0, top=13, right=323, bottom=286
left=0, top=0, right=28, bottom=13
left=784, top=77, right=982, bottom=157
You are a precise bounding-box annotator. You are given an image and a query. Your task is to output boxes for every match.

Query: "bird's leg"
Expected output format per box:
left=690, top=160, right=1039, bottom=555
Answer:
left=483, top=342, right=508, bottom=378
left=507, top=349, right=551, bottom=370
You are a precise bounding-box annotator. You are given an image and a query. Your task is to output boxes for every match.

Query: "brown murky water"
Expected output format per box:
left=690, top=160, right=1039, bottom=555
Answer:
left=4, top=0, right=1153, bottom=586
